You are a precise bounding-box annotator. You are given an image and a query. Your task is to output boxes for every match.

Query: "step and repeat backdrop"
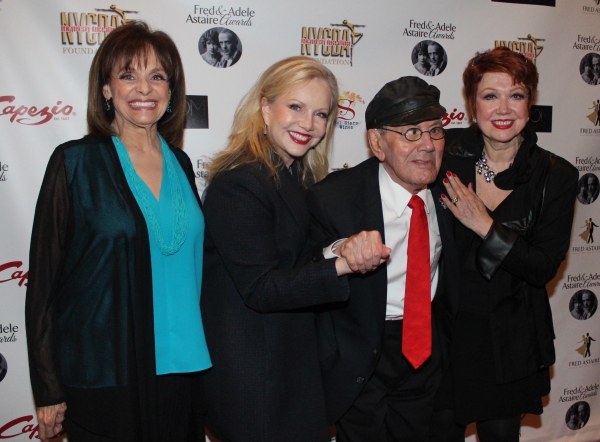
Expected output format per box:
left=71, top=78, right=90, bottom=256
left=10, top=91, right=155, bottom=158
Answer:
left=1, top=0, right=599, bottom=440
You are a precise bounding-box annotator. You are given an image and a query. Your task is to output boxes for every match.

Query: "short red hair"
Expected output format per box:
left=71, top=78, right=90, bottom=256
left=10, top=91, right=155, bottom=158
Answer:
left=463, top=46, right=538, bottom=118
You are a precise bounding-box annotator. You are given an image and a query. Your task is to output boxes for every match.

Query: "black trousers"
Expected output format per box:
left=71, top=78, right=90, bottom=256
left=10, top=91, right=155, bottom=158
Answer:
left=65, top=373, right=200, bottom=442
left=336, top=320, right=442, bottom=442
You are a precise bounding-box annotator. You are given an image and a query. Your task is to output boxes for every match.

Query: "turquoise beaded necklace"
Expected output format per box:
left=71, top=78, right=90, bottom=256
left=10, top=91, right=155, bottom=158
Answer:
left=113, top=135, right=188, bottom=255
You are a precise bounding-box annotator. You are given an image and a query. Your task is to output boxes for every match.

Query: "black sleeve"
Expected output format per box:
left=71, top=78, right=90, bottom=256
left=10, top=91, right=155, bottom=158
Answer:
left=203, top=168, right=349, bottom=313
left=306, top=184, right=344, bottom=261
left=477, top=159, right=579, bottom=287
left=25, top=148, right=71, bottom=407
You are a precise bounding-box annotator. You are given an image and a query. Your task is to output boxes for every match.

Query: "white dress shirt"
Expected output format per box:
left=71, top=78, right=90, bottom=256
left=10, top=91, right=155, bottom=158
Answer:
left=322, top=163, right=442, bottom=319
left=378, top=164, right=442, bottom=319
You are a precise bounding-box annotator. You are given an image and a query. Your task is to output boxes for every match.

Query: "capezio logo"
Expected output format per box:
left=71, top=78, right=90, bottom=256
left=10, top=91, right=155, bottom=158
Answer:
left=0, top=261, right=28, bottom=287
left=441, top=108, right=467, bottom=127
left=336, top=91, right=364, bottom=130
left=0, top=96, right=74, bottom=125
left=60, top=4, right=138, bottom=54
left=495, top=34, right=544, bottom=64
left=0, top=415, right=47, bottom=440
left=300, top=20, right=364, bottom=67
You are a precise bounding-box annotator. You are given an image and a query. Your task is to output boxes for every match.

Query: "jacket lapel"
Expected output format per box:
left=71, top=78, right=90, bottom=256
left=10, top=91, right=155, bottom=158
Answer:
left=353, top=157, right=386, bottom=243
left=353, top=158, right=388, bottom=324
left=276, top=163, right=310, bottom=234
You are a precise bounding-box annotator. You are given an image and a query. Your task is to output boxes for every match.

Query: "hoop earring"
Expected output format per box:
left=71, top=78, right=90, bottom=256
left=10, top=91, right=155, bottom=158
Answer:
left=104, top=98, right=111, bottom=112
left=166, top=101, right=172, bottom=113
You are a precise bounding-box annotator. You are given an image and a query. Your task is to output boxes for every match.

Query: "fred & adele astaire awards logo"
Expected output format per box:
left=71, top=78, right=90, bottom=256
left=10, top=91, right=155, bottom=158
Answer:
left=186, top=5, right=255, bottom=26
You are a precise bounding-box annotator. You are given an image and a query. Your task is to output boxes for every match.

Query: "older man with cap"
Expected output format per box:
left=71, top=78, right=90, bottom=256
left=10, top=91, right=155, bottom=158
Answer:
left=307, top=76, right=459, bottom=441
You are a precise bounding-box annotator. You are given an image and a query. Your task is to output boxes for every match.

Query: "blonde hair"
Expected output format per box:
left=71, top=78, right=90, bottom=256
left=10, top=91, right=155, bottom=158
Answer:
left=208, top=56, right=339, bottom=186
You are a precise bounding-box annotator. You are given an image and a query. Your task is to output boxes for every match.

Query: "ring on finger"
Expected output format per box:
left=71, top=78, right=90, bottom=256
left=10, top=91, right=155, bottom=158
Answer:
left=451, top=197, right=458, bottom=204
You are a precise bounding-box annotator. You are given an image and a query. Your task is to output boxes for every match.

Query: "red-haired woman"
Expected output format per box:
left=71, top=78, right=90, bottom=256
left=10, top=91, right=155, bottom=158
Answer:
left=431, top=47, right=578, bottom=441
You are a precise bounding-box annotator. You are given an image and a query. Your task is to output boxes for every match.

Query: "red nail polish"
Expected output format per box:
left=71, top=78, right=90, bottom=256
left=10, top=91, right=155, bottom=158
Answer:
left=452, top=172, right=457, bottom=177
left=443, top=178, right=449, bottom=184
left=441, top=194, right=446, bottom=199
left=446, top=171, right=451, bottom=177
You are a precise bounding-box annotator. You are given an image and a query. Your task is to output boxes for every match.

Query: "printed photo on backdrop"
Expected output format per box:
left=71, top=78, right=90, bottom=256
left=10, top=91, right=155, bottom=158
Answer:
left=198, top=27, right=242, bottom=68
left=569, top=289, right=598, bottom=320
left=577, top=173, right=599, bottom=204
left=410, top=40, right=447, bottom=76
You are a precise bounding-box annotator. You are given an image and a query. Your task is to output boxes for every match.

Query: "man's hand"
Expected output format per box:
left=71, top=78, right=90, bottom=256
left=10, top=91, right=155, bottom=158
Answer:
left=338, top=231, right=391, bottom=274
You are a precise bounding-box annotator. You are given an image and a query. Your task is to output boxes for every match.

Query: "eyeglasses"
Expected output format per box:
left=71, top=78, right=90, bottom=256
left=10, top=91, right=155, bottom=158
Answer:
left=380, top=126, right=445, bottom=141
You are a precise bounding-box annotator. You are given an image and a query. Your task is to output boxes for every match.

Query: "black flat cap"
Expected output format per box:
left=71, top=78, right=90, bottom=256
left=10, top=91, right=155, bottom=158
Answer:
left=365, top=76, right=446, bottom=129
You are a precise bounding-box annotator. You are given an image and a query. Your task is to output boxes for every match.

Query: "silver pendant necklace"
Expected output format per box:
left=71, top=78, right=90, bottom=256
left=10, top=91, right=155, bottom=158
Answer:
left=476, top=138, right=521, bottom=184
left=475, top=150, right=495, bottom=183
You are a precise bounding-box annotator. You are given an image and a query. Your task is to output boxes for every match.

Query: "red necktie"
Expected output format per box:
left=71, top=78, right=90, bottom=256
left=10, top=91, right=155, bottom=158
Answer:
left=403, top=195, right=432, bottom=369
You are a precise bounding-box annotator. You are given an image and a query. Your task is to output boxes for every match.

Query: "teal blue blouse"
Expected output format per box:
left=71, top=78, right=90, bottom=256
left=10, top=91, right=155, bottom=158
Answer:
left=114, top=138, right=211, bottom=374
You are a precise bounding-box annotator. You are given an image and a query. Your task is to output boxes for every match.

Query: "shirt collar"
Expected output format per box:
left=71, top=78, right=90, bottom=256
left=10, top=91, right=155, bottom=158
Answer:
left=378, top=162, right=433, bottom=217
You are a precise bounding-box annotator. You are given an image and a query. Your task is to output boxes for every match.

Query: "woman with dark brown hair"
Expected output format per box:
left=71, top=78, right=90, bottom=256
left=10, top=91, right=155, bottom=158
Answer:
left=26, top=22, right=210, bottom=442
left=431, top=47, right=578, bottom=441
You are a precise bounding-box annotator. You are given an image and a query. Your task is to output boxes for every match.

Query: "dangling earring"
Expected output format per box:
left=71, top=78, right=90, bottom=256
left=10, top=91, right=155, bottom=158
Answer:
left=263, top=125, right=268, bottom=137
left=166, top=101, right=172, bottom=113
left=104, top=98, right=111, bottom=112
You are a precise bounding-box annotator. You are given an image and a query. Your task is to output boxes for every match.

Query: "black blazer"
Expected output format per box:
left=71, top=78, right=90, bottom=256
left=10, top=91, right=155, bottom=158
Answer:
left=307, top=156, right=460, bottom=424
left=201, top=162, right=349, bottom=442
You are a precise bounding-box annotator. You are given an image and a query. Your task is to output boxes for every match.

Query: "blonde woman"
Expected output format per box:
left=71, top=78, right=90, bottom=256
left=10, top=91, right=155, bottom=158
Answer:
left=200, top=56, right=371, bottom=441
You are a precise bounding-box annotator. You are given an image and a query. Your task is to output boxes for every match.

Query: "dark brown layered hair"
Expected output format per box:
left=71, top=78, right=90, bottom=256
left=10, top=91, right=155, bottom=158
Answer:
left=463, top=46, right=538, bottom=119
left=87, top=21, right=186, bottom=147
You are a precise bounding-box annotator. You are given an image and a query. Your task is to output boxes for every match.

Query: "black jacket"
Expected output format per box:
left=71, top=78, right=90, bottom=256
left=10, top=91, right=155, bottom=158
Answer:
left=201, top=162, right=349, bottom=442
left=307, top=156, right=460, bottom=424
left=441, top=124, right=578, bottom=385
